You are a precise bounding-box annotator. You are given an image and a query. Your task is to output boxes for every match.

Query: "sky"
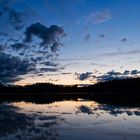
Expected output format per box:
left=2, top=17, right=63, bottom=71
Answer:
left=0, top=0, right=140, bottom=85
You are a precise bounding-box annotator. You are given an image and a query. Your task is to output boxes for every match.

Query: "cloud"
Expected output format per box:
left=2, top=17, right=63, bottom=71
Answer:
left=0, top=0, right=24, bottom=30
left=97, top=70, right=125, bottom=82
left=99, top=33, right=105, bottom=38
left=121, top=38, right=127, bottom=42
left=0, top=21, right=66, bottom=83
left=101, top=50, right=140, bottom=57
left=131, top=70, right=140, bottom=75
left=75, top=72, right=93, bottom=81
left=84, top=34, right=91, bottom=42
left=123, top=70, right=130, bottom=75
left=39, top=68, right=58, bottom=72
left=0, top=52, right=35, bottom=83
left=85, top=9, right=112, bottom=24
left=61, top=72, right=72, bottom=75
left=40, top=61, right=58, bottom=67
left=11, top=43, right=28, bottom=50
left=0, top=45, right=4, bottom=52
left=76, top=69, right=140, bottom=82
left=96, top=70, right=140, bottom=82
left=0, top=32, right=8, bottom=37
left=0, top=1, right=67, bottom=84
left=24, top=22, right=66, bottom=48
left=77, top=105, right=93, bottom=114
left=8, top=9, right=24, bottom=30
left=50, top=42, right=63, bottom=53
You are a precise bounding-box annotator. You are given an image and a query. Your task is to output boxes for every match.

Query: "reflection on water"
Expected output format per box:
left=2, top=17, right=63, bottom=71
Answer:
left=0, top=99, right=140, bottom=140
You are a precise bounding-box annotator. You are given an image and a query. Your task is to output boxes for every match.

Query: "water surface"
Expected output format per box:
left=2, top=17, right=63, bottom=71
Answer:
left=0, top=98, right=140, bottom=140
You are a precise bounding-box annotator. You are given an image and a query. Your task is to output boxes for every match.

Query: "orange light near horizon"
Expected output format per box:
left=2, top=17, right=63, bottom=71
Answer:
left=15, top=75, right=96, bottom=86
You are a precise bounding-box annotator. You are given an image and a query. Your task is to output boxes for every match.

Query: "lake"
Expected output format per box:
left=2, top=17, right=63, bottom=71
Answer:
left=0, top=98, right=140, bottom=140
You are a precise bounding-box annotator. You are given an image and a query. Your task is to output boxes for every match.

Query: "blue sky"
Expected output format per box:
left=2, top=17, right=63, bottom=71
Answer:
left=0, top=0, right=140, bottom=85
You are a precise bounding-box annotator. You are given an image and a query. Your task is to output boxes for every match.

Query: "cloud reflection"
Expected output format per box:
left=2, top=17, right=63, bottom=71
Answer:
left=0, top=102, right=64, bottom=140
left=76, top=104, right=140, bottom=117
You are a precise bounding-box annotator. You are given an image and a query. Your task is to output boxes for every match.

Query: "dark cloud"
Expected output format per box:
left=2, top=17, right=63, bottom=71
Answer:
left=0, top=45, right=4, bottom=52
left=75, top=72, right=93, bottom=81
left=0, top=1, right=67, bottom=84
left=40, top=61, right=58, bottom=67
left=101, top=70, right=140, bottom=81
left=11, top=43, right=28, bottom=50
left=0, top=0, right=24, bottom=30
left=131, top=70, right=140, bottom=75
left=0, top=0, right=10, bottom=12
left=50, top=42, right=63, bottom=53
left=61, top=72, right=72, bottom=75
left=0, top=32, right=8, bottom=37
left=123, top=70, right=130, bottom=75
left=76, top=69, right=140, bottom=82
left=39, top=68, right=58, bottom=72
left=0, top=21, right=66, bottom=83
left=37, top=50, right=49, bottom=55
left=0, top=52, right=35, bottom=83
left=106, top=71, right=122, bottom=76
left=24, top=22, right=66, bottom=48
left=96, top=70, right=138, bottom=82
left=37, top=73, right=44, bottom=76
left=8, top=9, right=24, bottom=30
left=97, top=71, right=124, bottom=82
left=77, top=105, right=93, bottom=114
left=99, top=33, right=105, bottom=38
left=121, top=38, right=127, bottom=42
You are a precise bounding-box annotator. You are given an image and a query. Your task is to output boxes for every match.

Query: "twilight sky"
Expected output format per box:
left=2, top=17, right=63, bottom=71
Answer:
left=0, top=0, right=140, bottom=85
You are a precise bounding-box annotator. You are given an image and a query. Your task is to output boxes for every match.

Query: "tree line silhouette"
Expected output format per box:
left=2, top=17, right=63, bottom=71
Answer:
left=0, top=78, right=140, bottom=106
left=0, top=78, right=140, bottom=93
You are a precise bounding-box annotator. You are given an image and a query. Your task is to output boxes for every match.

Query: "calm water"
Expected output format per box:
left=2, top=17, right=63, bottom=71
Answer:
left=0, top=98, right=140, bottom=140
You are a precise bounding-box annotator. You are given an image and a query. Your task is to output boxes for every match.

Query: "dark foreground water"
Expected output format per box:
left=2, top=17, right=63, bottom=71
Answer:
left=0, top=98, right=140, bottom=140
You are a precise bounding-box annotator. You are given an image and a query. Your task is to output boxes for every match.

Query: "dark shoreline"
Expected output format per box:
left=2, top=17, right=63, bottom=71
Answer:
left=1, top=78, right=140, bottom=106
left=0, top=92, right=140, bottom=107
